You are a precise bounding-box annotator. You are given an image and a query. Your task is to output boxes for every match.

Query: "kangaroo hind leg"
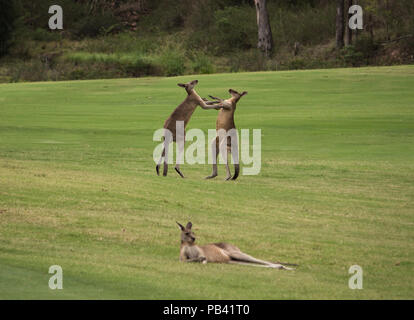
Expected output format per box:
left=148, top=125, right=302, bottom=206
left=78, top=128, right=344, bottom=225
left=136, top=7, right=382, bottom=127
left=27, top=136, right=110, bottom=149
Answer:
left=175, top=137, right=185, bottom=178
left=163, top=137, right=172, bottom=177
left=220, top=141, right=231, bottom=181
left=229, top=137, right=239, bottom=181
left=206, top=137, right=219, bottom=179
left=156, top=147, right=165, bottom=176
left=228, top=251, right=292, bottom=270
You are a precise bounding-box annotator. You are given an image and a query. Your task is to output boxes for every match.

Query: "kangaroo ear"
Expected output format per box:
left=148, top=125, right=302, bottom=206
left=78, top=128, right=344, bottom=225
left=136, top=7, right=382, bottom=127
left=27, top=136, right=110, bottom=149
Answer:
left=177, top=83, right=186, bottom=88
left=186, top=222, right=192, bottom=230
left=241, top=91, right=248, bottom=96
left=176, top=221, right=185, bottom=231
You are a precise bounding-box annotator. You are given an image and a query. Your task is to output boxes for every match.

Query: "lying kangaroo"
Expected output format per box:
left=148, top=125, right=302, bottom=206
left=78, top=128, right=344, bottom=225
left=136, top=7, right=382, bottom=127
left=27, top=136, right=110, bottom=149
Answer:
left=205, top=89, right=247, bottom=180
left=156, top=80, right=223, bottom=178
left=176, top=221, right=296, bottom=270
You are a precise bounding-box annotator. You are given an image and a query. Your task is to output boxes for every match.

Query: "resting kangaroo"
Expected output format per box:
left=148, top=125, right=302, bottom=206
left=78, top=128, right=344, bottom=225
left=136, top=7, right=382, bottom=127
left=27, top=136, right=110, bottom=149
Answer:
left=176, top=221, right=296, bottom=270
left=156, top=80, right=223, bottom=178
left=205, top=89, right=247, bottom=180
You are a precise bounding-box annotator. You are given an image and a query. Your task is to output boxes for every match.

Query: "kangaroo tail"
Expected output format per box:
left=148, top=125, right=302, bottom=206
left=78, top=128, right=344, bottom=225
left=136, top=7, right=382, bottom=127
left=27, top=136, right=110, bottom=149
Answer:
left=228, top=261, right=274, bottom=268
left=156, top=147, right=166, bottom=176
left=275, top=261, right=299, bottom=267
left=228, top=261, right=293, bottom=270
left=231, top=164, right=239, bottom=180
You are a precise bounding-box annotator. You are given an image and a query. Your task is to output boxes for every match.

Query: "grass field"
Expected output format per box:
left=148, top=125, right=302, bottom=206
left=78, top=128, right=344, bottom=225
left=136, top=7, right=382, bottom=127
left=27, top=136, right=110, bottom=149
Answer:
left=0, top=65, right=413, bottom=299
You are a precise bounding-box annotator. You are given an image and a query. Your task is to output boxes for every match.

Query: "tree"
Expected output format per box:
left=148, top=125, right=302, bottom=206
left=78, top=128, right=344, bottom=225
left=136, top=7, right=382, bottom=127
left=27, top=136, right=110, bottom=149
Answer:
left=0, top=0, right=17, bottom=56
left=335, top=0, right=345, bottom=49
left=345, top=0, right=353, bottom=45
left=254, top=0, right=273, bottom=56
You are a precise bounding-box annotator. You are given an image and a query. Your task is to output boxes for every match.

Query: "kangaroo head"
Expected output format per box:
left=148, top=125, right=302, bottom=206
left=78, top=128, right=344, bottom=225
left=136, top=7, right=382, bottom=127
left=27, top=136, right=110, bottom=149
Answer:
left=229, top=89, right=247, bottom=102
left=176, top=221, right=196, bottom=244
left=177, top=80, right=199, bottom=94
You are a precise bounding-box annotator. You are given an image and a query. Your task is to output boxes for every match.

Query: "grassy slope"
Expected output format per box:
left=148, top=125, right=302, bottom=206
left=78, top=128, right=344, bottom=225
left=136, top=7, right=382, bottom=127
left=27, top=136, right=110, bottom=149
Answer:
left=0, top=66, right=413, bottom=299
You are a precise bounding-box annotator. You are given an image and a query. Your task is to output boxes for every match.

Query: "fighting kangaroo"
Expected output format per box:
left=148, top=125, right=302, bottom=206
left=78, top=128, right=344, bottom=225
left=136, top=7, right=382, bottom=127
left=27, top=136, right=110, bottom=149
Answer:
left=205, top=89, right=247, bottom=180
left=156, top=80, right=223, bottom=178
left=176, top=221, right=296, bottom=270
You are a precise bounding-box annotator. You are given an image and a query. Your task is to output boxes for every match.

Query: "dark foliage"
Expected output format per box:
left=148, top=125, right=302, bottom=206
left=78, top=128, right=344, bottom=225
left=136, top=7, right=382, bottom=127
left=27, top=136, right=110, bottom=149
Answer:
left=0, top=0, right=18, bottom=56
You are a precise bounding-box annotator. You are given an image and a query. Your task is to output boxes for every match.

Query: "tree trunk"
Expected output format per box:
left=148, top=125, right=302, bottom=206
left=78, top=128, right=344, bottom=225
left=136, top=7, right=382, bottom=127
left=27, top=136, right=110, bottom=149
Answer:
left=254, top=0, right=273, bottom=56
left=336, top=0, right=345, bottom=49
left=345, top=0, right=353, bottom=46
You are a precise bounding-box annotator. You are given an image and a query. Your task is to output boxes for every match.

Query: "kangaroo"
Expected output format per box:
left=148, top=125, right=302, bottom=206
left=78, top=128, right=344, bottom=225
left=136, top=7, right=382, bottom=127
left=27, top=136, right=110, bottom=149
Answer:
left=205, top=89, right=247, bottom=181
left=176, top=221, right=296, bottom=270
left=156, top=80, right=223, bottom=178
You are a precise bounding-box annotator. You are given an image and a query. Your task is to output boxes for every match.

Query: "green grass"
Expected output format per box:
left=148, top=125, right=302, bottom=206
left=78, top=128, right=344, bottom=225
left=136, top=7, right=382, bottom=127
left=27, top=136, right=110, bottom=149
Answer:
left=0, top=66, right=413, bottom=299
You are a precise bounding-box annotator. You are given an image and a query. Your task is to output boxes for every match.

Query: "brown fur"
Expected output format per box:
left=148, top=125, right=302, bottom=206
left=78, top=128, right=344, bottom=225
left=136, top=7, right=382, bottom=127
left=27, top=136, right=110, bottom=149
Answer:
left=205, top=89, right=248, bottom=180
left=156, top=80, right=223, bottom=178
left=176, top=221, right=295, bottom=270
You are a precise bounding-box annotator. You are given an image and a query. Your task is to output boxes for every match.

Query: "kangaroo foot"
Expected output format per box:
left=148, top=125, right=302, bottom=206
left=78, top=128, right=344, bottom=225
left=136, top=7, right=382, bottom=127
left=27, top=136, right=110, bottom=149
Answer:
left=205, top=174, right=217, bottom=179
left=225, top=175, right=232, bottom=181
left=231, top=175, right=238, bottom=181
left=276, top=261, right=299, bottom=267
left=156, top=165, right=160, bottom=176
left=175, top=167, right=185, bottom=178
left=271, top=263, right=294, bottom=270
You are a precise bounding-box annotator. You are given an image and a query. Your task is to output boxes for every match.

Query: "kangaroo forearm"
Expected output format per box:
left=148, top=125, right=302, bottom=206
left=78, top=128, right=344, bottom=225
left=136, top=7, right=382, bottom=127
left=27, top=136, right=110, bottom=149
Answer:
left=199, top=101, right=223, bottom=110
left=197, top=96, right=223, bottom=110
left=201, top=103, right=231, bottom=110
left=185, top=256, right=206, bottom=263
left=201, top=99, right=220, bottom=106
left=208, top=95, right=232, bottom=110
left=200, top=104, right=221, bottom=109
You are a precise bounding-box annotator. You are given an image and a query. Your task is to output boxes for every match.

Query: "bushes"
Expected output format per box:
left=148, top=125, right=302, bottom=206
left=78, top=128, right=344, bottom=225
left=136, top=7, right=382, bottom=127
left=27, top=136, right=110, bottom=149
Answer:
left=270, top=2, right=336, bottom=49
left=5, top=59, right=60, bottom=82
left=81, top=33, right=160, bottom=55
left=63, top=43, right=216, bottom=78
left=228, top=49, right=274, bottom=72
left=32, top=28, right=62, bottom=42
left=0, top=0, right=18, bottom=56
left=74, top=12, right=120, bottom=38
left=191, top=53, right=214, bottom=74
left=139, top=0, right=188, bottom=31
left=2, top=0, right=413, bottom=82
left=157, top=49, right=185, bottom=76
left=186, top=5, right=256, bottom=55
left=353, top=35, right=379, bottom=62
left=341, top=45, right=364, bottom=66
left=212, top=6, right=256, bottom=53
left=65, top=52, right=157, bottom=76
left=340, top=35, right=379, bottom=66
left=10, top=0, right=121, bottom=41
left=64, top=48, right=186, bottom=78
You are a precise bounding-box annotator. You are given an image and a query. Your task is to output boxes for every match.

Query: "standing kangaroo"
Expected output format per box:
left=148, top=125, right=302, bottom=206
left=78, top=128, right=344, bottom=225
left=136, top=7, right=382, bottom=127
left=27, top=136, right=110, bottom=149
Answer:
left=176, top=221, right=296, bottom=270
left=156, top=80, right=223, bottom=178
left=205, top=89, right=247, bottom=181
